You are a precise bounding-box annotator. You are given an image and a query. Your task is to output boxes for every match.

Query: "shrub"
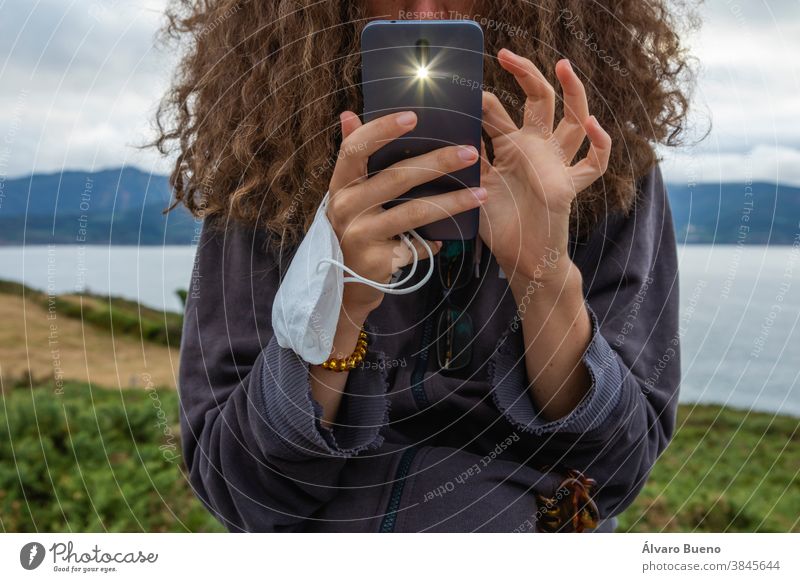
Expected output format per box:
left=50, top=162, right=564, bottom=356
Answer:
left=0, top=382, right=222, bottom=532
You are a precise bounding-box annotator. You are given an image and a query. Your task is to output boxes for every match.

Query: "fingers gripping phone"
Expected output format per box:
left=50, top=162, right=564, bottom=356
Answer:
left=361, top=20, right=484, bottom=241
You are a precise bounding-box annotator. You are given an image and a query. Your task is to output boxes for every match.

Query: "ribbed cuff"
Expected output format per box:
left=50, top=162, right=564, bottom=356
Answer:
left=259, top=326, right=389, bottom=459
left=489, top=302, right=624, bottom=435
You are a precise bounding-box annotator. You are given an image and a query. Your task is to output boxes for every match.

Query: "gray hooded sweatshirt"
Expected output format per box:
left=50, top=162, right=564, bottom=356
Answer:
left=177, top=165, right=680, bottom=532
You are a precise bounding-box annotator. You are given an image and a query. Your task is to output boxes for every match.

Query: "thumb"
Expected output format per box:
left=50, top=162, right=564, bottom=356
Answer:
left=480, top=138, right=493, bottom=178
left=340, top=110, right=362, bottom=140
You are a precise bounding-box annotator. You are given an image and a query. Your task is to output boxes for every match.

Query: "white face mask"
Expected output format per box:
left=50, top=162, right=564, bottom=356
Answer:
left=271, top=191, right=434, bottom=364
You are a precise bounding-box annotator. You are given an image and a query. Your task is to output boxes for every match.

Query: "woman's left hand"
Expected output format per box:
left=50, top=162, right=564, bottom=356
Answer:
left=478, top=49, right=611, bottom=287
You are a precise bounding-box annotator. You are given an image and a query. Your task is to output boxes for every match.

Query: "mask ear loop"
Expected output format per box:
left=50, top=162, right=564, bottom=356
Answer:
left=342, top=231, right=421, bottom=288
left=318, top=228, right=435, bottom=295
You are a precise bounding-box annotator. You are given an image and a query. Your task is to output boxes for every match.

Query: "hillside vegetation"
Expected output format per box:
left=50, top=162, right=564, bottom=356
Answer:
left=0, top=279, right=796, bottom=532
left=0, top=280, right=180, bottom=390
left=0, top=382, right=796, bottom=532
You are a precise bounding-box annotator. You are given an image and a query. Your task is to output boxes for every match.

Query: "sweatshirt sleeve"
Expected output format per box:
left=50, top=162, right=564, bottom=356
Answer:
left=177, top=216, right=390, bottom=532
left=489, top=165, right=681, bottom=518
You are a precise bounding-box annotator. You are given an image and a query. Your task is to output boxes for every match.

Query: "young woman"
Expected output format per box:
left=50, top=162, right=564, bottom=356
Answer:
left=155, top=0, right=693, bottom=532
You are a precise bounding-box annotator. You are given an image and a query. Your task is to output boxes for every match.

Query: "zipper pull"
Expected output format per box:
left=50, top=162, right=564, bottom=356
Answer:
left=474, top=235, right=482, bottom=278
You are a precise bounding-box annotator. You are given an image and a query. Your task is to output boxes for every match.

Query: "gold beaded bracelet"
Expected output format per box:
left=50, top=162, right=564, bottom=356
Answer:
left=321, top=328, right=368, bottom=372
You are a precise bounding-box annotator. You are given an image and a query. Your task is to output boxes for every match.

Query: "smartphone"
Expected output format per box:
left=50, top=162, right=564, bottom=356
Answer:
left=361, top=20, right=484, bottom=241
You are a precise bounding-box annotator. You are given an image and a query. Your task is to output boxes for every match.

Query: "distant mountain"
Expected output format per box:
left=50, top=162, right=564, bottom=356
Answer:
left=1, top=167, right=798, bottom=245
left=0, top=167, right=197, bottom=245
left=0, top=167, right=172, bottom=217
left=669, top=182, right=800, bottom=245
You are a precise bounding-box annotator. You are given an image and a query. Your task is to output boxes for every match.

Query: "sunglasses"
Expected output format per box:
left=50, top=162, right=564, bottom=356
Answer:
left=435, top=239, right=476, bottom=372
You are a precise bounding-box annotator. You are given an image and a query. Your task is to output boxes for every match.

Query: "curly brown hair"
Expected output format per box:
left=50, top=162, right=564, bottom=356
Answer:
left=152, top=0, right=698, bottom=249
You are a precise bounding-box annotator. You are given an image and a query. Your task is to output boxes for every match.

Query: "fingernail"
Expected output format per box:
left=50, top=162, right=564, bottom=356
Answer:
left=458, top=145, right=479, bottom=161
left=563, top=59, right=573, bottom=72
left=472, top=187, right=487, bottom=201
left=397, top=112, right=417, bottom=126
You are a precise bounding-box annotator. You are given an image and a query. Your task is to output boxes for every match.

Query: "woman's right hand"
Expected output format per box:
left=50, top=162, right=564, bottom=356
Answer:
left=328, top=110, right=487, bottom=315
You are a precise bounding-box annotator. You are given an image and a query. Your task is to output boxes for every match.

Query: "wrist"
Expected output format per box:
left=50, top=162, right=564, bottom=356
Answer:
left=507, top=256, right=583, bottom=304
left=318, top=303, right=370, bottom=364
left=341, top=296, right=376, bottom=326
left=321, top=327, right=368, bottom=372
left=341, top=285, right=381, bottom=320
left=500, top=242, right=567, bottom=285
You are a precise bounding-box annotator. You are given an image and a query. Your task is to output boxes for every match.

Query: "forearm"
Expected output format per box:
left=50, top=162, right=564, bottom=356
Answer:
left=310, top=294, right=373, bottom=428
left=488, top=166, right=681, bottom=518
left=507, top=260, right=592, bottom=422
left=186, top=352, right=347, bottom=531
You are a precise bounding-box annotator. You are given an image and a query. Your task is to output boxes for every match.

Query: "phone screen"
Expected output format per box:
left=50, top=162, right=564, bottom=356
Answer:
left=361, top=20, right=484, bottom=240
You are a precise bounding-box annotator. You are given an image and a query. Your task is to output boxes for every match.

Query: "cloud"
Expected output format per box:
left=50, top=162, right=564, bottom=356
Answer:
left=0, top=0, right=172, bottom=178
left=661, top=145, right=800, bottom=187
left=683, top=1, right=800, bottom=151
left=1, top=0, right=799, bottom=185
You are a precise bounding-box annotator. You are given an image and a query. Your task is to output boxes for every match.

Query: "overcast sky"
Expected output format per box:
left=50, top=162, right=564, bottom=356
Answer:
left=1, top=0, right=799, bottom=185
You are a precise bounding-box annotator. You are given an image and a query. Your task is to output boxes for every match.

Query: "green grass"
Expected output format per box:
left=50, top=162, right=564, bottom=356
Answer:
left=0, top=382, right=223, bottom=532
left=1, top=382, right=797, bottom=532
left=619, top=404, right=800, bottom=532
